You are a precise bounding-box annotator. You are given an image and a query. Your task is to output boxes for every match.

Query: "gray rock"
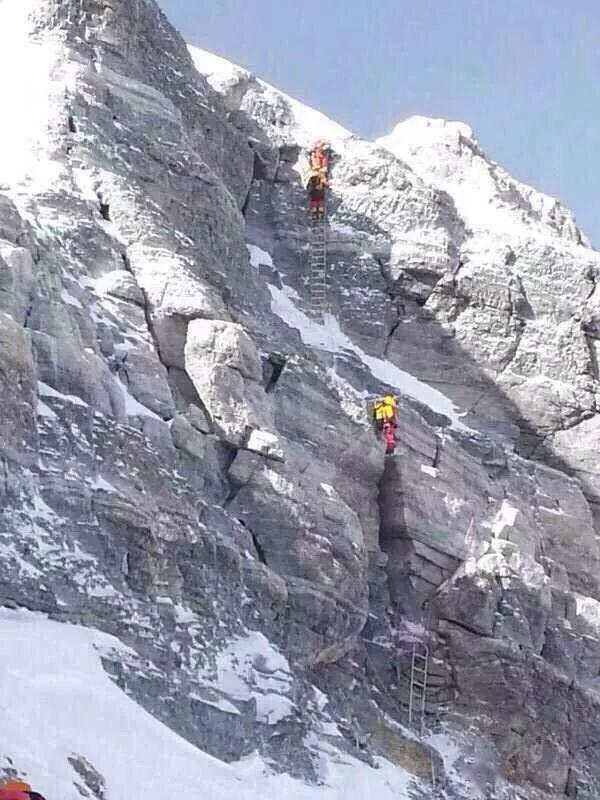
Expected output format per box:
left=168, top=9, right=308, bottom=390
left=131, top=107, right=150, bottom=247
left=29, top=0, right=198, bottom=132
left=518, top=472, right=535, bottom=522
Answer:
left=185, top=319, right=274, bottom=446
left=0, top=243, right=36, bottom=324
left=3, top=1, right=600, bottom=797
left=186, top=403, right=212, bottom=433
left=228, top=449, right=263, bottom=486
left=96, top=269, right=145, bottom=305
left=170, top=414, right=208, bottom=459
left=245, top=428, right=284, bottom=461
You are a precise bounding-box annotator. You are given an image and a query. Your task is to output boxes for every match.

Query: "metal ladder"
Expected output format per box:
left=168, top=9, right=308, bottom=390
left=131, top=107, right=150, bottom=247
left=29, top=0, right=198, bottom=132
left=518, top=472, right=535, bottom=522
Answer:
left=408, top=641, right=429, bottom=736
left=309, top=207, right=328, bottom=314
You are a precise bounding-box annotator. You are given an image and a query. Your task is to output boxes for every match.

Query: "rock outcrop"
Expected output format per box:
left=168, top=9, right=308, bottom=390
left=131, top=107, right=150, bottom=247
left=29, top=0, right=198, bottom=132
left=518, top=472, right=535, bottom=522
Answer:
left=1, top=2, right=600, bottom=799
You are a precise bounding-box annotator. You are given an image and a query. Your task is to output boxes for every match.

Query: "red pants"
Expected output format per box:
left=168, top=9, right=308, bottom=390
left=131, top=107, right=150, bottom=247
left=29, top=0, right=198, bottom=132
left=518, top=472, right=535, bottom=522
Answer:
left=382, top=421, right=396, bottom=454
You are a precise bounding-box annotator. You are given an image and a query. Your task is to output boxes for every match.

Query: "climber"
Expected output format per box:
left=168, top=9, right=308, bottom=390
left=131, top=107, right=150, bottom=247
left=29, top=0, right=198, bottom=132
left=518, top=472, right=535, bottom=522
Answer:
left=307, top=171, right=327, bottom=218
left=0, top=782, right=45, bottom=800
left=309, top=140, right=330, bottom=175
left=0, top=780, right=31, bottom=800
left=306, top=141, right=332, bottom=220
left=372, top=394, right=399, bottom=455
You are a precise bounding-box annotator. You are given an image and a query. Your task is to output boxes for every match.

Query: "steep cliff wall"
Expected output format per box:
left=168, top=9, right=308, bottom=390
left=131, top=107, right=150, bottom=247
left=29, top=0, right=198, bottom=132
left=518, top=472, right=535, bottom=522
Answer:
left=1, top=2, right=600, bottom=799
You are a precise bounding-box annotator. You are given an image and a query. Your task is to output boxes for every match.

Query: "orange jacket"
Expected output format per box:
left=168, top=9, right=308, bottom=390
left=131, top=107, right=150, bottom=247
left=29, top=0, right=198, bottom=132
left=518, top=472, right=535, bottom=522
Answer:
left=0, top=783, right=31, bottom=793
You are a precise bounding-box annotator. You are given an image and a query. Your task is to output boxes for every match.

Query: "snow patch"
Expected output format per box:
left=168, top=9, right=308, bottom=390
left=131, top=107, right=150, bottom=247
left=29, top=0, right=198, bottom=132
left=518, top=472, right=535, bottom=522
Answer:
left=0, top=610, right=417, bottom=800
left=199, top=631, right=295, bottom=725
left=247, top=244, right=273, bottom=270
left=538, top=505, right=564, bottom=516
left=173, top=604, right=198, bottom=625
left=89, top=475, right=118, bottom=494
left=268, top=281, right=472, bottom=430
left=444, top=495, right=466, bottom=516
left=0, top=1, right=76, bottom=189
left=38, top=381, right=89, bottom=408
left=490, top=500, right=519, bottom=537
left=37, top=400, right=58, bottom=420
left=111, top=375, right=161, bottom=420
left=425, top=732, right=462, bottom=773
left=60, top=288, right=83, bottom=309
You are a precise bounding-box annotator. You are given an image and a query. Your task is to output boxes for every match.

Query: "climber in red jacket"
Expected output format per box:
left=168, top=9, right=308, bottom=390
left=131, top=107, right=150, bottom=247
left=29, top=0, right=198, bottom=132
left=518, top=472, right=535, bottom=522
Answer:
left=307, top=171, right=327, bottom=217
left=0, top=780, right=46, bottom=800
left=373, top=394, right=399, bottom=455
left=306, top=141, right=331, bottom=219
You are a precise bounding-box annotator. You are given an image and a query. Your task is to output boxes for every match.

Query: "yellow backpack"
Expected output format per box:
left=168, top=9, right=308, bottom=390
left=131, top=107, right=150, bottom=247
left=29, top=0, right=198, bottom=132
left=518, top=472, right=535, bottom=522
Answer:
left=373, top=397, right=396, bottom=422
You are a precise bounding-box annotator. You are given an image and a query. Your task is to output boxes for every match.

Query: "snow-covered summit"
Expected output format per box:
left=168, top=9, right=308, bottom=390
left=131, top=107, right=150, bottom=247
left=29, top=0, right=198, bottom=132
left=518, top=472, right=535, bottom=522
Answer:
left=378, top=115, right=585, bottom=244
left=389, top=115, right=475, bottom=145
left=191, top=43, right=586, bottom=248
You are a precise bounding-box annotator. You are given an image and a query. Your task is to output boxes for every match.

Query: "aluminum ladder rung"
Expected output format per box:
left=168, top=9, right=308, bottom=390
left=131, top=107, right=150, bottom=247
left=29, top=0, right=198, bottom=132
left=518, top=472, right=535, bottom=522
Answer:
left=307, top=201, right=328, bottom=313
left=408, top=642, right=429, bottom=736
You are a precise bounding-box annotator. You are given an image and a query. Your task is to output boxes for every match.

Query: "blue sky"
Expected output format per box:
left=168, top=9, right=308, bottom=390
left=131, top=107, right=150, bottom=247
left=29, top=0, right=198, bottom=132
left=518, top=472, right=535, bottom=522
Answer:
left=158, top=0, right=600, bottom=244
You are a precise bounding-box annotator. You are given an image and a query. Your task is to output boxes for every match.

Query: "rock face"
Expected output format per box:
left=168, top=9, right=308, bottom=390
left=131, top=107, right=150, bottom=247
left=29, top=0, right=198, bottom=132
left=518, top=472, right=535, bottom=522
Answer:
left=2, top=2, right=600, bottom=799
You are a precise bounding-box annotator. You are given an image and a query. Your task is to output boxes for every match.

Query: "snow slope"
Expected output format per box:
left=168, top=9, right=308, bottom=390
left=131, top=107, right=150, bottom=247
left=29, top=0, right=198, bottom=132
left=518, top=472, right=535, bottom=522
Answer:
left=189, top=45, right=353, bottom=149
left=0, top=0, right=76, bottom=189
left=0, top=610, right=413, bottom=800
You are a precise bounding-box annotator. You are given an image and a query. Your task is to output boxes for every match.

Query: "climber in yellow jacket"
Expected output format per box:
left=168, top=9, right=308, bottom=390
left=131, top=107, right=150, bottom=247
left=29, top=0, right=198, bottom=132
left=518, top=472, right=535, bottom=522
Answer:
left=373, top=394, right=399, bottom=455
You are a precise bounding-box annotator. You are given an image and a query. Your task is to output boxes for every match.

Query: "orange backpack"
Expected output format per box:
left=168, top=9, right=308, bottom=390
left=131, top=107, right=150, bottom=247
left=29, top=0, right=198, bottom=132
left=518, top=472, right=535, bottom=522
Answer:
left=0, top=784, right=31, bottom=793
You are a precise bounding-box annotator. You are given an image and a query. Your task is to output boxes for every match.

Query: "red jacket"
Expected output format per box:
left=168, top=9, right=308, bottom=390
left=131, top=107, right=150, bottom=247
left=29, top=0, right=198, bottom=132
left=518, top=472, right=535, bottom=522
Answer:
left=0, top=789, right=31, bottom=800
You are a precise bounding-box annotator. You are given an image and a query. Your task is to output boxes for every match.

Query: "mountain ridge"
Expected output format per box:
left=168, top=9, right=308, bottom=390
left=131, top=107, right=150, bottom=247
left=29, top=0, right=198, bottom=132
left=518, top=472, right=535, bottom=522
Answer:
left=1, top=2, right=600, bottom=799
